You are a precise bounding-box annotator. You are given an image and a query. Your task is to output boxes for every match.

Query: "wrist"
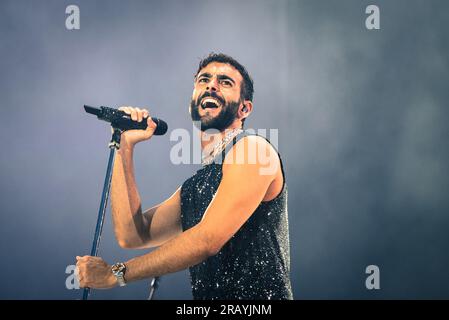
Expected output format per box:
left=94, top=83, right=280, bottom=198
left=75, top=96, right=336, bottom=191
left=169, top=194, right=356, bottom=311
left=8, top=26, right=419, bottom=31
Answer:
left=111, top=262, right=127, bottom=287
left=108, top=272, right=119, bottom=288
left=118, top=139, right=135, bottom=155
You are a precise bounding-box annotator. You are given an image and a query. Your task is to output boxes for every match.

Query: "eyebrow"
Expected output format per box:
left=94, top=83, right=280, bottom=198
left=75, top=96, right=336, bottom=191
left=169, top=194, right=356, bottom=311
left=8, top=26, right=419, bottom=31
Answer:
left=197, top=72, right=236, bottom=85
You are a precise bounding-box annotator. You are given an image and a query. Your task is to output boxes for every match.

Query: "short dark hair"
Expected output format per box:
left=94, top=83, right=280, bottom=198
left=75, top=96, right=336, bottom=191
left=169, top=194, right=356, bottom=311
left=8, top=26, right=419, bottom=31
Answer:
left=195, top=53, right=254, bottom=102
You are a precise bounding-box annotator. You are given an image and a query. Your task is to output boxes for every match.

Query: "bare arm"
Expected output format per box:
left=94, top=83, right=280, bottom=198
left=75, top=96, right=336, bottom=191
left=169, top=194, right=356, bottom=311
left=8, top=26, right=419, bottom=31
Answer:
left=122, top=136, right=281, bottom=282
left=110, top=106, right=182, bottom=249
left=78, top=136, right=281, bottom=289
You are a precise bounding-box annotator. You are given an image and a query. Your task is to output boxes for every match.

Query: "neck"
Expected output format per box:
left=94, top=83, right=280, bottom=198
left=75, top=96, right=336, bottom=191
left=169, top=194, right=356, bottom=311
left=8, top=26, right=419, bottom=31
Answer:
left=199, top=120, right=242, bottom=151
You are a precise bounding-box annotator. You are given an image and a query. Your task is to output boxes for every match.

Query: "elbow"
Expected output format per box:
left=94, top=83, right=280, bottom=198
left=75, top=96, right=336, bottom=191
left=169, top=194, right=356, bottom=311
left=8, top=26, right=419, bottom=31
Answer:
left=115, top=228, right=150, bottom=249
left=206, top=242, right=222, bottom=257
left=203, top=233, right=225, bottom=257
left=117, top=238, right=137, bottom=250
left=196, top=224, right=226, bottom=257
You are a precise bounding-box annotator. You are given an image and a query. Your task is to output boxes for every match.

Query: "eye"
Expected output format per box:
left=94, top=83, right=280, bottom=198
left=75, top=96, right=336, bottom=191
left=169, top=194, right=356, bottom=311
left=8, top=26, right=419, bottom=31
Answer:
left=198, top=78, right=209, bottom=83
left=220, top=79, right=232, bottom=87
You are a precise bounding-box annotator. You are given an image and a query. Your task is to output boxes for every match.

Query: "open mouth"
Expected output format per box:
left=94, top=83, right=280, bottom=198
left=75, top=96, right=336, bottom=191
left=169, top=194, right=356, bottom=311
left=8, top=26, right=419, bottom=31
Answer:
left=201, top=97, right=221, bottom=109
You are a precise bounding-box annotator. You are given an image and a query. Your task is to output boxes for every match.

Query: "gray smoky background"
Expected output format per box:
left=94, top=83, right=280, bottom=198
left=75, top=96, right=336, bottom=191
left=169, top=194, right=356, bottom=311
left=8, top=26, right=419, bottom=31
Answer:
left=0, top=0, right=448, bottom=299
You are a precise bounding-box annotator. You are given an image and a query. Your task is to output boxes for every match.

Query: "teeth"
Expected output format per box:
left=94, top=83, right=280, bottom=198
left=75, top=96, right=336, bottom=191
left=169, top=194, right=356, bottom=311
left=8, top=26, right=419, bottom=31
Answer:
left=202, top=98, right=220, bottom=107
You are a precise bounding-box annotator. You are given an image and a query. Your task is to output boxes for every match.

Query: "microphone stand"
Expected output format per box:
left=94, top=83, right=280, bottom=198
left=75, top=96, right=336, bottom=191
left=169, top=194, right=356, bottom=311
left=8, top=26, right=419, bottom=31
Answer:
left=148, top=276, right=160, bottom=300
left=81, top=104, right=169, bottom=300
left=82, top=128, right=121, bottom=300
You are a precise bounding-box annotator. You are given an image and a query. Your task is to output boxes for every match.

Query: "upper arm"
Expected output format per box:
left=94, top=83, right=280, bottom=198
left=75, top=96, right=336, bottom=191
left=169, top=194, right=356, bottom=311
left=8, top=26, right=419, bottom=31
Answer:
left=197, top=136, right=281, bottom=254
left=140, top=187, right=182, bottom=248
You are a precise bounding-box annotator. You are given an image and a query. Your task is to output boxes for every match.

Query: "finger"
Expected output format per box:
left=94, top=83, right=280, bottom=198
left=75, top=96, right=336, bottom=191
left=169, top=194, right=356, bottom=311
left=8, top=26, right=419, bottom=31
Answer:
left=77, top=267, right=84, bottom=280
left=142, top=109, right=150, bottom=119
left=78, top=255, right=92, bottom=263
left=119, top=106, right=131, bottom=114
left=130, top=109, right=138, bottom=121
left=135, top=108, right=143, bottom=122
left=87, top=256, right=103, bottom=263
left=78, top=276, right=85, bottom=288
left=144, top=110, right=153, bottom=128
left=147, top=117, right=156, bottom=130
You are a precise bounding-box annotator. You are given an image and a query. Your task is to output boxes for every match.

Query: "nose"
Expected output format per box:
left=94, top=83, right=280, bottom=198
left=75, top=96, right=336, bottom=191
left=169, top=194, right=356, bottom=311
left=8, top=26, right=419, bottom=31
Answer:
left=206, top=77, right=219, bottom=92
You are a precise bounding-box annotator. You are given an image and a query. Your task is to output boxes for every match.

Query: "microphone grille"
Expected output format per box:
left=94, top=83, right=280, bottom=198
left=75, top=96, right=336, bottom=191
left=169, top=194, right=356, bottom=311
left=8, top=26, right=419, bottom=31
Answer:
left=153, top=118, right=168, bottom=136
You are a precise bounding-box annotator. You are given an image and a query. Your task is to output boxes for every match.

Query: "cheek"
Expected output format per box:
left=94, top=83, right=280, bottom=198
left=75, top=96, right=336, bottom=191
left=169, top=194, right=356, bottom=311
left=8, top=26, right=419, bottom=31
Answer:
left=192, top=88, right=201, bottom=101
left=223, top=90, right=240, bottom=103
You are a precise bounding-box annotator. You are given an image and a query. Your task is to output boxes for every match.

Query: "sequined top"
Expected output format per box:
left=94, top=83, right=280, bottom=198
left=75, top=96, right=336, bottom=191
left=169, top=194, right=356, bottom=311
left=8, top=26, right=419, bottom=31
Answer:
left=180, top=132, right=293, bottom=300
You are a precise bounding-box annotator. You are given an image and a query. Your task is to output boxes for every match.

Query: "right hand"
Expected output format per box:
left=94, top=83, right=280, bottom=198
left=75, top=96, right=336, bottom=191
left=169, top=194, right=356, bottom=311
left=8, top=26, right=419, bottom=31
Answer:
left=116, top=106, right=157, bottom=146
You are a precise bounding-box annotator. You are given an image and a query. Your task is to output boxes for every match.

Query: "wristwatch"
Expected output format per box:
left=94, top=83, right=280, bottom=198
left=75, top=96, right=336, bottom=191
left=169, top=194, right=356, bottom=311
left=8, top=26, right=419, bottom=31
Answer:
left=111, top=262, right=127, bottom=287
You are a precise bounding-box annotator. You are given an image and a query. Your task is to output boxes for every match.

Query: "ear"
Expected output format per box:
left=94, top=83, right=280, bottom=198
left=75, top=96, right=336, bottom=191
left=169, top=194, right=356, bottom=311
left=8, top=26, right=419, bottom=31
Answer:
left=239, top=100, right=253, bottom=120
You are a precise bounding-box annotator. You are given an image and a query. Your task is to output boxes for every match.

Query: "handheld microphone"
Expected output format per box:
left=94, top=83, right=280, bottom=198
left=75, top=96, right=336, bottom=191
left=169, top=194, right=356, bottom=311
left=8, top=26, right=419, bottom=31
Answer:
left=84, top=105, right=168, bottom=135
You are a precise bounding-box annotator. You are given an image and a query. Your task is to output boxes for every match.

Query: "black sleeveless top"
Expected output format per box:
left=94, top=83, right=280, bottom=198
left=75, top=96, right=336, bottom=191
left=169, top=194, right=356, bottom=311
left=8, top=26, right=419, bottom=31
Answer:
left=180, top=132, right=293, bottom=300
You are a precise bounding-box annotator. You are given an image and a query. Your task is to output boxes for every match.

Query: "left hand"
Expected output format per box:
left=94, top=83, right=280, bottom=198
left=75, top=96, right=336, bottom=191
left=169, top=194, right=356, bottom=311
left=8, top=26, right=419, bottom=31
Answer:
left=76, top=256, right=117, bottom=289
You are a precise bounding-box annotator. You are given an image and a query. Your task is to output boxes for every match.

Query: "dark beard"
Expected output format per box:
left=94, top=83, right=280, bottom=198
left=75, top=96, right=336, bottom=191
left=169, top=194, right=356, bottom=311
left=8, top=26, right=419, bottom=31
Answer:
left=190, top=96, right=240, bottom=132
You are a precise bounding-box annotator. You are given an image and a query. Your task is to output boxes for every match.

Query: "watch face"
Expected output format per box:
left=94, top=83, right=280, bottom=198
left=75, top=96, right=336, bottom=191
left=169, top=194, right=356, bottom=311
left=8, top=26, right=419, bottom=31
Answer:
left=112, top=263, right=126, bottom=274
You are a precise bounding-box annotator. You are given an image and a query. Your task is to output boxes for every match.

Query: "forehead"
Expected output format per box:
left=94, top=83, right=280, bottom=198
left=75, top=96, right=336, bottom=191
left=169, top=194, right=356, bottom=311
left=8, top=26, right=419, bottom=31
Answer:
left=198, top=62, right=243, bottom=83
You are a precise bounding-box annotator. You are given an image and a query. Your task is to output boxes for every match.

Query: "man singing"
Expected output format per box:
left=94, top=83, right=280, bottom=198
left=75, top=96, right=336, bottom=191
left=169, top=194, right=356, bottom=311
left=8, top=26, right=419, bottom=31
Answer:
left=76, top=53, right=293, bottom=300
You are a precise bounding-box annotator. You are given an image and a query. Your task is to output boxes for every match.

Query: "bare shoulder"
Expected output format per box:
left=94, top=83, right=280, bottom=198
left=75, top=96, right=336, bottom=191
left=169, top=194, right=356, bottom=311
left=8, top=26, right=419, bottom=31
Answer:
left=223, top=135, right=281, bottom=178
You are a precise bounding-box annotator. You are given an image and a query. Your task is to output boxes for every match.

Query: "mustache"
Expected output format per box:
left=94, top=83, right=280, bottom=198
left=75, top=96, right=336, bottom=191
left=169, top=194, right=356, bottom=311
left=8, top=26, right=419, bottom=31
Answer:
left=196, top=91, right=225, bottom=107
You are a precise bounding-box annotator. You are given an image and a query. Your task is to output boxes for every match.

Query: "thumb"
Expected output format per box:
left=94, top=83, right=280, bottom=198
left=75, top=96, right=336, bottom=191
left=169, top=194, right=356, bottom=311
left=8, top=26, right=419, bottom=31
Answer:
left=146, top=117, right=157, bottom=132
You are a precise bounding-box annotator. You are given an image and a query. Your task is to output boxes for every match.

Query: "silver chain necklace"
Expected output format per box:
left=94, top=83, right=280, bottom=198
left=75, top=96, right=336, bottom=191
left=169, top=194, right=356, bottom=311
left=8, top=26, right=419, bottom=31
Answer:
left=202, top=128, right=243, bottom=165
